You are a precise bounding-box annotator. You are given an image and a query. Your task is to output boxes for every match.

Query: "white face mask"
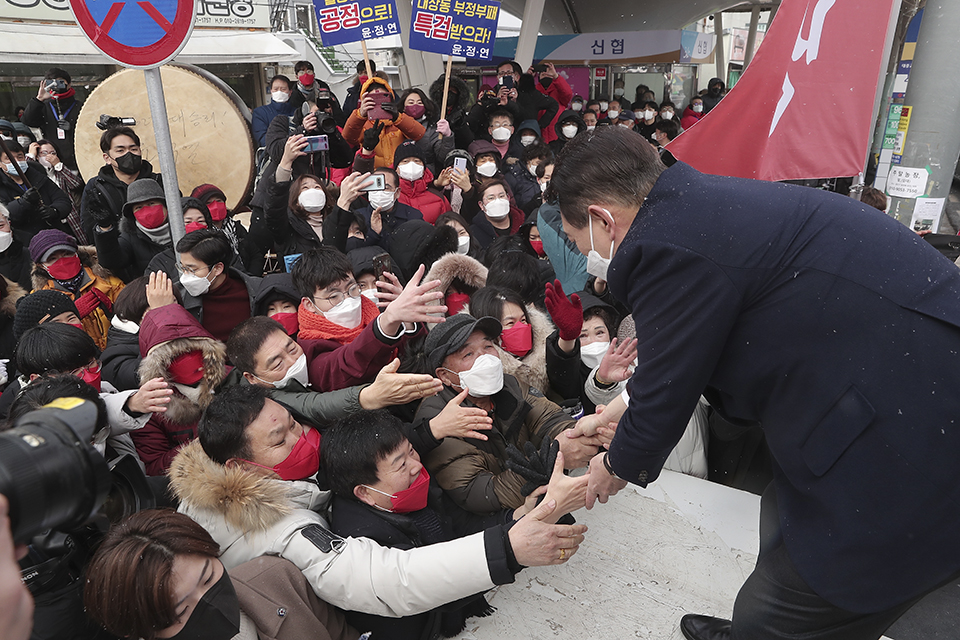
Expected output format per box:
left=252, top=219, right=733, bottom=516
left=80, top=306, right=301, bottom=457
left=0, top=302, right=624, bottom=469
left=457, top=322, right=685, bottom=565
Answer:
left=527, top=164, right=538, bottom=177
left=3, top=161, right=27, bottom=175
left=586, top=209, right=615, bottom=281
left=581, top=340, right=610, bottom=370
left=571, top=102, right=583, bottom=111
left=361, top=287, right=380, bottom=303
left=586, top=125, right=596, bottom=132
left=491, top=126, right=512, bottom=142
left=322, top=294, right=362, bottom=328
left=263, top=353, right=309, bottom=389
left=271, top=90, right=290, bottom=103
left=539, top=181, right=548, bottom=193
left=607, top=110, right=619, bottom=120
left=520, top=135, right=536, bottom=147
left=173, top=382, right=204, bottom=404
left=562, top=124, right=579, bottom=139
left=613, top=88, right=625, bottom=97
left=450, top=353, right=503, bottom=396
left=16, top=136, right=31, bottom=148
left=484, top=198, right=510, bottom=220
left=367, top=189, right=396, bottom=210
left=643, top=109, right=656, bottom=120
left=397, top=162, right=425, bottom=181
left=179, top=268, right=215, bottom=297
left=599, top=101, right=609, bottom=111
left=476, top=162, right=497, bottom=177
left=0, top=230, right=11, bottom=253
left=456, top=235, right=470, bottom=254
left=661, top=111, right=674, bottom=120
left=298, top=188, right=326, bottom=213
left=692, top=104, right=703, bottom=113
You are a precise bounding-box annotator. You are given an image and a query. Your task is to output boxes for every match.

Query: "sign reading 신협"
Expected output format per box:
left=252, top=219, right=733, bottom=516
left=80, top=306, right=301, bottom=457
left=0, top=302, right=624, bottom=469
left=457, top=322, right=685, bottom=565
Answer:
left=313, top=0, right=401, bottom=47
left=408, top=0, right=499, bottom=61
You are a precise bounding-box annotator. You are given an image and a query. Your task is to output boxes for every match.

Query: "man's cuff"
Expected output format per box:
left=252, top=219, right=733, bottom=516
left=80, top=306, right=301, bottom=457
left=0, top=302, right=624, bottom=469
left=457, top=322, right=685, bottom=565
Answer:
left=375, top=315, right=405, bottom=341
left=484, top=524, right=521, bottom=585
left=621, top=387, right=630, bottom=407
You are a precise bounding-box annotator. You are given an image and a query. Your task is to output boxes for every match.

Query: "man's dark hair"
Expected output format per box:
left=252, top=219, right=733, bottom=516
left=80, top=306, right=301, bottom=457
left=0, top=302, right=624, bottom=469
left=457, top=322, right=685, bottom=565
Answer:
left=860, top=186, right=887, bottom=212
left=45, top=67, right=71, bottom=84
left=291, top=246, right=354, bottom=298
left=295, top=61, right=315, bottom=74
left=536, top=161, right=554, bottom=180
left=226, top=316, right=288, bottom=375
left=17, top=324, right=100, bottom=377
left=113, top=275, right=149, bottom=324
left=486, top=250, right=545, bottom=307
left=8, top=375, right=107, bottom=434
left=100, top=126, right=141, bottom=153
left=521, top=143, right=553, bottom=166
left=355, top=60, right=376, bottom=74
left=269, top=75, right=292, bottom=91
left=497, top=60, right=523, bottom=76
left=654, top=119, right=681, bottom=141
left=176, top=229, right=232, bottom=268
left=546, top=126, right=665, bottom=229
left=487, top=108, right=514, bottom=127
left=322, top=410, right=407, bottom=499
left=660, top=101, right=677, bottom=110
left=477, top=177, right=510, bottom=203
left=644, top=101, right=660, bottom=111
left=0, top=141, right=25, bottom=158
left=198, top=385, right=269, bottom=464
left=586, top=100, right=600, bottom=111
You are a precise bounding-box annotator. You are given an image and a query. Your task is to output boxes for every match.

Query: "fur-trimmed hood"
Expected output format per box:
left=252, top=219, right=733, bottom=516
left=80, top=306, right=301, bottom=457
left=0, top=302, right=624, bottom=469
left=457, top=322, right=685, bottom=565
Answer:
left=169, top=440, right=300, bottom=533
left=138, top=304, right=227, bottom=425
left=30, top=244, right=115, bottom=292
left=0, top=276, right=25, bottom=318
left=423, top=253, right=488, bottom=325
left=429, top=73, right=470, bottom=115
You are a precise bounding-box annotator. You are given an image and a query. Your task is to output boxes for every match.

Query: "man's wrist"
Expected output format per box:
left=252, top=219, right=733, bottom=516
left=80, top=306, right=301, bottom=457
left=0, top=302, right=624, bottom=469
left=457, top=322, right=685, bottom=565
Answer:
left=602, top=451, right=619, bottom=478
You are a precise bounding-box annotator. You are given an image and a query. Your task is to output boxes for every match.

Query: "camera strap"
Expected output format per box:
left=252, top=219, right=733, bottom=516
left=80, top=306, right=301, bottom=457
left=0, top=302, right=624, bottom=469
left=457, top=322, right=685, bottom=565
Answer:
left=20, top=543, right=82, bottom=596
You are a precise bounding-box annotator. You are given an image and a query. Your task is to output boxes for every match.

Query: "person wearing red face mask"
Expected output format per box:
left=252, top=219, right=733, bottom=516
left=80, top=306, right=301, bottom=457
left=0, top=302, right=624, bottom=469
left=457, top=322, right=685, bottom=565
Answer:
left=170, top=386, right=588, bottom=628
left=191, top=183, right=263, bottom=275
left=132, top=302, right=228, bottom=475
left=93, top=177, right=172, bottom=281
left=325, top=409, right=588, bottom=640
left=29, top=228, right=124, bottom=349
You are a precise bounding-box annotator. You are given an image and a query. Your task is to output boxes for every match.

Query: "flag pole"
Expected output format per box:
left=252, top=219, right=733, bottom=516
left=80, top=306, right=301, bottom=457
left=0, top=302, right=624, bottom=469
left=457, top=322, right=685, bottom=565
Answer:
left=438, top=56, right=453, bottom=139
left=361, top=40, right=372, bottom=79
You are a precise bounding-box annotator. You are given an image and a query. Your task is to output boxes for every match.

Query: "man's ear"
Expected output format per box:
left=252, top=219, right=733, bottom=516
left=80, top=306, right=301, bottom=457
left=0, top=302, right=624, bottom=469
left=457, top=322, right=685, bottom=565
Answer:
left=586, top=205, right=618, bottom=241
left=354, top=484, right=377, bottom=507
left=225, top=458, right=241, bottom=470
left=435, top=367, right=455, bottom=388
left=302, top=297, right=318, bottom=314
left=242, top=371, right=261, bottom=386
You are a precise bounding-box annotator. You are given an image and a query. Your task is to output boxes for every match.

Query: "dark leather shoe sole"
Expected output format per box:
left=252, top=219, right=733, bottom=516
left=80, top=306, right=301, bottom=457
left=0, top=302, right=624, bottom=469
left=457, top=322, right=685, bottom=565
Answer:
left=680, top=613, right=733, bottom=640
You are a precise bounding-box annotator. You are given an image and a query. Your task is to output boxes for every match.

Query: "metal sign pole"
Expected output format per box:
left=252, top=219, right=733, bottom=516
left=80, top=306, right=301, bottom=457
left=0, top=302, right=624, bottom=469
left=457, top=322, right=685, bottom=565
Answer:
left=143, top=67, right=185, bottom=249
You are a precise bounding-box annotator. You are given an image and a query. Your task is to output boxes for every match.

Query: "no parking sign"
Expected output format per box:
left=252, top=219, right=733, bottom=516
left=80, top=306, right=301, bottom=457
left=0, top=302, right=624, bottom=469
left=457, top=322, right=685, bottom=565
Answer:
left=70, top=0, right=196, bottom=68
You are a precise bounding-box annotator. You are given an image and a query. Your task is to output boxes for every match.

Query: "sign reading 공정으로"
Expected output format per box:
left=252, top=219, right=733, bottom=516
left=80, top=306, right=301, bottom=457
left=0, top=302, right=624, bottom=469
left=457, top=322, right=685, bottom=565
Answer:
left=409, top=0, right=499, bottom=61
left=313, top=0, right=401, bottom=47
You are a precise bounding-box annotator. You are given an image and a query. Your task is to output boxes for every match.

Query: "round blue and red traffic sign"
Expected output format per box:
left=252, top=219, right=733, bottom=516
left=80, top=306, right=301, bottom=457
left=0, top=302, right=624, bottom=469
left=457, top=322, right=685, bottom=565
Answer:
left=70, top=0, right=195, bottom=68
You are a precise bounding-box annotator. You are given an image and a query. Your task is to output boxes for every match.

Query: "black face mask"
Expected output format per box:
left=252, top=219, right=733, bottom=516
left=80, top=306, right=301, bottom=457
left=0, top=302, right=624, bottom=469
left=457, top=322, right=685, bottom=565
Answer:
left=169, top=569, right=241, bottom=640
left=540, top=77, right=553, bottom=89
left=114, top=151, right=143, bottom=175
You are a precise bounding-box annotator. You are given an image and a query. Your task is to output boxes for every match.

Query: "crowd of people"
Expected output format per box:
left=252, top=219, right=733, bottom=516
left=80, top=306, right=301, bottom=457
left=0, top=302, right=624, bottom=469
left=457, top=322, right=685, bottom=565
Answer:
left=0, top=60, right=725, bottom=640
left=2, top=51, right=957, bottom=640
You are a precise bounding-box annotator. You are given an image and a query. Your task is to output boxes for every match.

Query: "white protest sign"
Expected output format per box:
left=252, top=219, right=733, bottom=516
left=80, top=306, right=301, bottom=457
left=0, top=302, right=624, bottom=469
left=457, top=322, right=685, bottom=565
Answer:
left=886, top=166, right=929, bottom=198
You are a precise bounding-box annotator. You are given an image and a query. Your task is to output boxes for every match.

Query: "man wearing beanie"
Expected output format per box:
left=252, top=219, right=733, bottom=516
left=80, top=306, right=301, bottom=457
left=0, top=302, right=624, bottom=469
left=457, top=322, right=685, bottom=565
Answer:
left=191, top=183, right=261, bottom=275
left=29, top=228, right=124, bottom=349
left=12, top=289, right=81, bottom=342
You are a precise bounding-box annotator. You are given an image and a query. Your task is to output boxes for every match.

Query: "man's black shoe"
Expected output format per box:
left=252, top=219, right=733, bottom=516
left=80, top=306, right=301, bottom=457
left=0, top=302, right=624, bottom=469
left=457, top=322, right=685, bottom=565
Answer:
left=679, top=614, right=733, bottom=640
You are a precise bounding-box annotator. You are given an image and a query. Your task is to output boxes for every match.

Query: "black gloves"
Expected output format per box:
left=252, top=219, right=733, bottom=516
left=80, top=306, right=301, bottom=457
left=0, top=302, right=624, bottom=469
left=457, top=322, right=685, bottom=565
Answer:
left=380, top=101, right=399, bottom=122
left=39, top=205, right=61, bottom=224
left=88, top=190, right=118, bottom=228
left=19, top=187, right=41, bottom=211
left=506, top=438, right=559, bottom=497
left=362, top=121, right=385, bottom=152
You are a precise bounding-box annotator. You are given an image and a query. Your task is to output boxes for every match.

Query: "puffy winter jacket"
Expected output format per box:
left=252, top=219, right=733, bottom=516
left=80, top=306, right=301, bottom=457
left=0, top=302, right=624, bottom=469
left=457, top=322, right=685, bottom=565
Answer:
left=341, top=77, right=426, bottom=168
left=397, top=167, right=451, bottom=224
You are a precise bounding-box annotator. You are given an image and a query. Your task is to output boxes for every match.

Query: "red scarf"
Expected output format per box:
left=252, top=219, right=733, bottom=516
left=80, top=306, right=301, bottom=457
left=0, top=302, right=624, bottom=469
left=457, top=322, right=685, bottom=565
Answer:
left=53, top=87, right=76, bottom=100
left=297, top=296, right=379, bottom=343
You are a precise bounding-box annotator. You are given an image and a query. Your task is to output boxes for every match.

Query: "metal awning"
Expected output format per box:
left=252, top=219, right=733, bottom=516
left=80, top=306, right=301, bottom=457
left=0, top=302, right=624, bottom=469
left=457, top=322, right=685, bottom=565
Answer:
left=0, top=22, right=301, bottom=65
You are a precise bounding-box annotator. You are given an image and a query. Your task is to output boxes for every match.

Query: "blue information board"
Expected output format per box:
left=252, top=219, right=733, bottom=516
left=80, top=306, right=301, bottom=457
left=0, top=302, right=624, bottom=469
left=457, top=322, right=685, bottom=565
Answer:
left=313, top=0, right=401, bottom=46
left=408, top=0, right=499, bottom=61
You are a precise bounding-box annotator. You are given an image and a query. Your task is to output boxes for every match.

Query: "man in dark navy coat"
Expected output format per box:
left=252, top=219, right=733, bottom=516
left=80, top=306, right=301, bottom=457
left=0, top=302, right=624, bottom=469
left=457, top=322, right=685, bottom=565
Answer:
left=548, top=126, right=960, bottom=640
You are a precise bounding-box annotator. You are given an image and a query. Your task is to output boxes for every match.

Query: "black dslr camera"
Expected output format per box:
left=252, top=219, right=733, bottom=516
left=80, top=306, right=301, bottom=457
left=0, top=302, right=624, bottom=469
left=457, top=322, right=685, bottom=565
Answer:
left=96, top=114, right=137, bottom=131
left=0, top=398, right=152, bottom=545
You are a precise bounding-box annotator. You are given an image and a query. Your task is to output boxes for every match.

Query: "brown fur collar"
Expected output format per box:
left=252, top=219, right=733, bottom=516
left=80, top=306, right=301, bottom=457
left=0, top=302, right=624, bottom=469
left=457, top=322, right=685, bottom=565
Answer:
left=424, top=254, right=488, bottom=323
left=496, top=304, right=553, bottom=394
left=138, top=336, right=227, bottom=425
left=0, top=277, right=24, bottom=318
left=168, top=440, right=293, bottom=533
left=31, top=245, right=115, bottom=291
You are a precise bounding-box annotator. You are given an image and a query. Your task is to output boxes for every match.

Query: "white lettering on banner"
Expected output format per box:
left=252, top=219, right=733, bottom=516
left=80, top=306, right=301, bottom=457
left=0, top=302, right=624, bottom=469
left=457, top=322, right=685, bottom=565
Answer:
left=769, top=0, right=837, bottom=137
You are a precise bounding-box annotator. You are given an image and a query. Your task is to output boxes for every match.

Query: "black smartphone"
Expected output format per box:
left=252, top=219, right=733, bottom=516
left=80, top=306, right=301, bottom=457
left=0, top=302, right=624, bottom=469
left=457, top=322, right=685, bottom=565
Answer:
left=499, top=75, right=514, bottom=90
left=534, top=63, right=548, bottom=73
left=373, top=254, right=392, bottom=281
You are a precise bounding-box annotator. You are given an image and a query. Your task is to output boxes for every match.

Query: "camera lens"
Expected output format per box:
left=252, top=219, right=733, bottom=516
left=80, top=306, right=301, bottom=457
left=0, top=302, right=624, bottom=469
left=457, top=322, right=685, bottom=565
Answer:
left=0, top=401, right=111, bottom=543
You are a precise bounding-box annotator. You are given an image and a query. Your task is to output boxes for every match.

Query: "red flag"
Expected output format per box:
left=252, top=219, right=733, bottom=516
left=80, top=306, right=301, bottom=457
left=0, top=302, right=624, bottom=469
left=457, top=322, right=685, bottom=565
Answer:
left=667, top=0, right=896, bottom=181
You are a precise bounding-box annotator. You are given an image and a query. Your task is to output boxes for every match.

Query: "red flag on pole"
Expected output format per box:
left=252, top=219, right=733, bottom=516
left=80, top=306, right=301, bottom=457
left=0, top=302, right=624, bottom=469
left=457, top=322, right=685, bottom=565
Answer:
left=667, top=0, right=897, bottom=182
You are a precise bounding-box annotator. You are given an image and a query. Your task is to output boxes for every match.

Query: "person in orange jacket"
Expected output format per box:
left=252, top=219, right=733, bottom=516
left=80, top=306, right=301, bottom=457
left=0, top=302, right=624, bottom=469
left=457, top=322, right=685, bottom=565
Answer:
left=342, top=76, right=426, bottom=169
